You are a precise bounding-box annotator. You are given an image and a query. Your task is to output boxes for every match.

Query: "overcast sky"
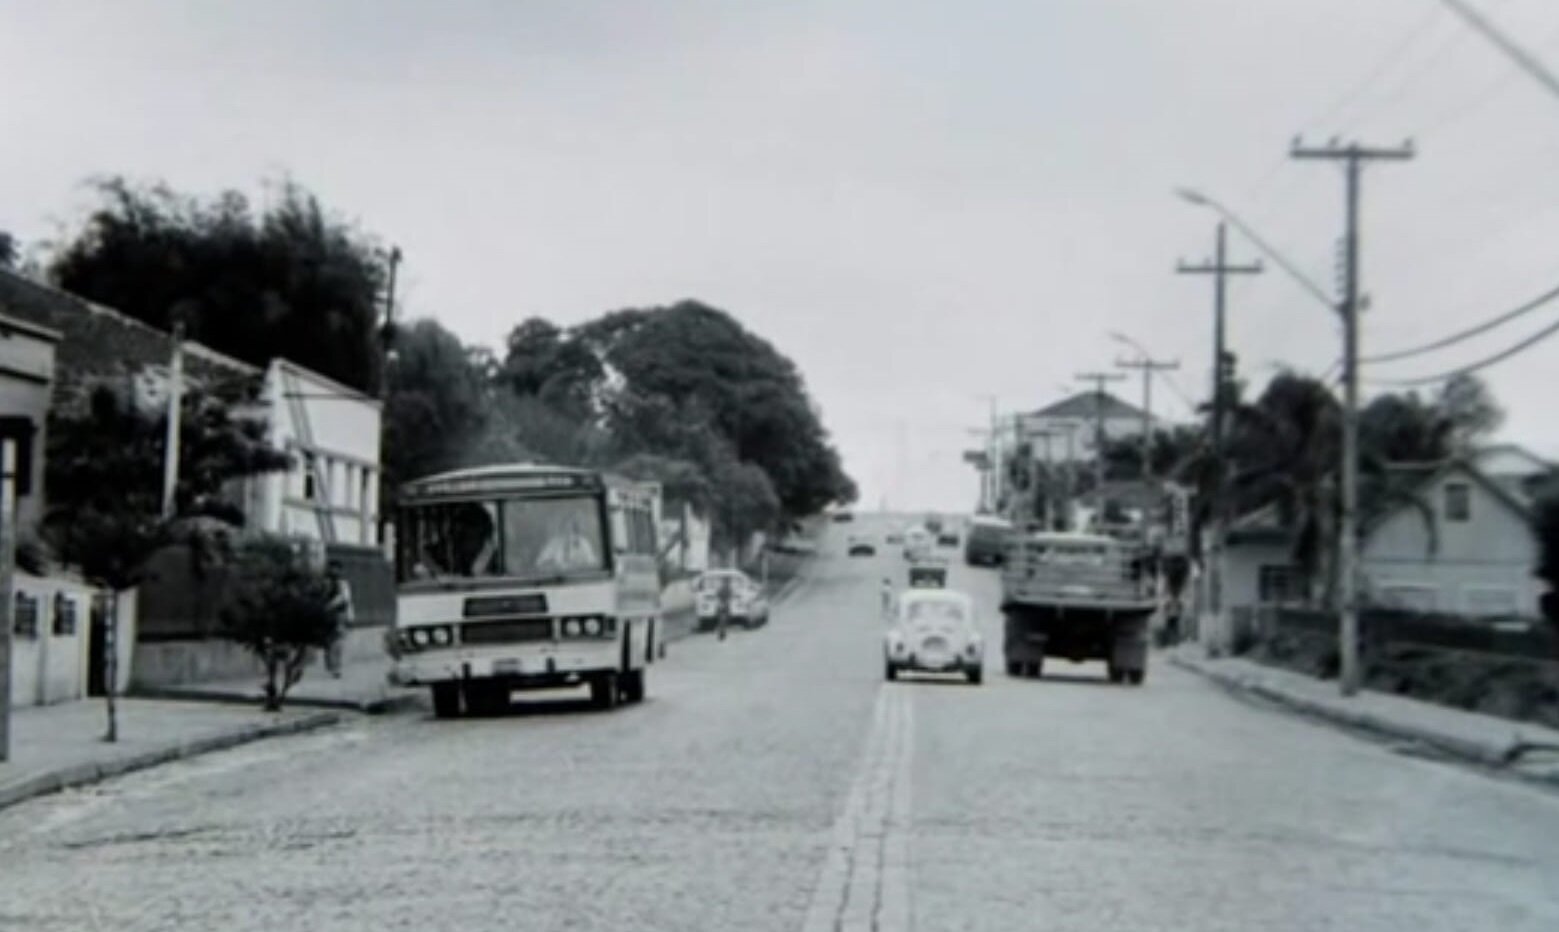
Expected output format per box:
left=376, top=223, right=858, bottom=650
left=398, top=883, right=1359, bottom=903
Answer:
left=5, top=0, right=1559, bottom=511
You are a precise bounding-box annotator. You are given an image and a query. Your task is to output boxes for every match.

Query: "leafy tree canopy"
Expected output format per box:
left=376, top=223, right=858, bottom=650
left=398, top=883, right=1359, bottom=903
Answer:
left=42, top=384, right=289, bottom=589
left=49, top=176, right=389, bottom=392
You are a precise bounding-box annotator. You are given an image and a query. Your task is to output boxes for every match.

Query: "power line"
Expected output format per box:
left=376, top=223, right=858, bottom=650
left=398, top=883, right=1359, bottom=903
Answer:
left=1362, top=276, right=1559, bottom=364
left=1436, top=0, right=1559, bottom=106
left=1366, top=312, right=1559, bottom=387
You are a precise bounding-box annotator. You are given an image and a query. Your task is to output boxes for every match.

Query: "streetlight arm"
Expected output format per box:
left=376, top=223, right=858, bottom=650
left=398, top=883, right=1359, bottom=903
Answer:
left=1175, top=188, right=1337, bottom=312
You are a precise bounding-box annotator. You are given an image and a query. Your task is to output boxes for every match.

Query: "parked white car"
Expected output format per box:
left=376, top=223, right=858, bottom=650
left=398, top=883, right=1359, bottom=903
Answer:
left=694, top=569, right=770, bottom=630
left=884, top=588, right=983, bottom=684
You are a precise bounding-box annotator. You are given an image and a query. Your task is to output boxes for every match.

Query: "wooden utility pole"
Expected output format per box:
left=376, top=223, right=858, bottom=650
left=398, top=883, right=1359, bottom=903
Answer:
left=1177, top=224, right=1263, bottom=654
left=1074, top=372, right=1126, bottom=520
left=1291, top=137, right=1414, bottom=696
left=1115, top=355, right=1180, bottom=481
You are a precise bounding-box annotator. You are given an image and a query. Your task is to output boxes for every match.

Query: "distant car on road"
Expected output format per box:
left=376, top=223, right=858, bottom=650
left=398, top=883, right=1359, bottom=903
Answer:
left=885, top=527, right=905, bottom=545
left=694, top=569, right=770, bottom=631
left=847, top=534, right=876, bottom=557
left=936, top=527, right=960, bottom=548
left=902, top=525, right=933, bottom=561
left=832, top=510, right=855, bottom=523
left=884, top=588, right=983, bottom=684
left=907, top=558, right=948, bottom=589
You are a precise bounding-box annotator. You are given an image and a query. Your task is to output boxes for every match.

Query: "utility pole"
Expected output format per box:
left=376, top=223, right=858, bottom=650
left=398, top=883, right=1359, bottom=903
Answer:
left=1177, top=224, right=1263, bottom=655
left=0, top=440, right=14, bottom=760
left=161, top=322, right=185, bottom=519
left=1074, top=372, right=1126, bottom=521
left=1115, top=355, right=1180, bottom=482
left=1292, top=137, right=1414, bottom=697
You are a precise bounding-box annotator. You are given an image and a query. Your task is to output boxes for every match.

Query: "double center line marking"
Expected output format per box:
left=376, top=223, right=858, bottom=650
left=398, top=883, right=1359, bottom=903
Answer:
left=802, top=685, right=914, bottom=932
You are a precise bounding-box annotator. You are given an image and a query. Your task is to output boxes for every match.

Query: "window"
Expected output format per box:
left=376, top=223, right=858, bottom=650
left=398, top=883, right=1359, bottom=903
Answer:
left=1379, top=583, right=1438, bottom=612
left=1257, top=565, right=1297, bottom=604
left=53, top=594, right=78, bottom=636
left=1463, top=587, right=1518, bottom=618
left=302, top=453, right=317, bottom=501
left=13, top=592, right=38, bottom=638
left=398, top=494, right=607, bottom=582
left=1444, top=482, right=1471, bottom=523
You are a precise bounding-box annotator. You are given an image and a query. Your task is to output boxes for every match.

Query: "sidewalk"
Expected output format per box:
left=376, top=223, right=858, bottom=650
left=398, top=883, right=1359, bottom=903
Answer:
left=0, top=698, right=338, bottom=812
left=1170, top=645, right=1559, bottom=789
left=134, top=655, right=420, bottom=714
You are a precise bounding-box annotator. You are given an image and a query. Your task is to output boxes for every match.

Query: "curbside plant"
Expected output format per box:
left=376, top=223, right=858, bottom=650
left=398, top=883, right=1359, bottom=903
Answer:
left=219, top=535, right=341, bottom=711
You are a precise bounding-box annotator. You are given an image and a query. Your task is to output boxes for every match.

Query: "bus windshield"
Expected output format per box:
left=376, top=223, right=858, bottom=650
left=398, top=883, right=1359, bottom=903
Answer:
left=398, top=494, right=608, bottom=583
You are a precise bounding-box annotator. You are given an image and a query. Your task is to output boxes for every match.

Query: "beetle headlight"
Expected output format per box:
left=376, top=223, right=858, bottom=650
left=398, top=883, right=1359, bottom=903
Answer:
left=562, top=618, right=582, bottom=638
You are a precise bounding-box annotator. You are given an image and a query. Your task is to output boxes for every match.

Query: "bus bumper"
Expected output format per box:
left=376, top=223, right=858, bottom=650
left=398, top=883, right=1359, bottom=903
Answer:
left=390, top=644, right=620, bottom=687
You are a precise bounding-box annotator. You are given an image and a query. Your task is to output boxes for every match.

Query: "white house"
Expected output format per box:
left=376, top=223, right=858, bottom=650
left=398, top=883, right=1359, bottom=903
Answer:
left=1018, top=391, right=1151, bottom=464
left=249, top=358, right=383, bottom=551
left=1362, top=457, right=1542, bottom=618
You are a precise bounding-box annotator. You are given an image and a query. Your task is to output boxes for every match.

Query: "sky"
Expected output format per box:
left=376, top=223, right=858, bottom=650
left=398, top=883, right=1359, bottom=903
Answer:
left=5, top=0, right=1559, bottom=513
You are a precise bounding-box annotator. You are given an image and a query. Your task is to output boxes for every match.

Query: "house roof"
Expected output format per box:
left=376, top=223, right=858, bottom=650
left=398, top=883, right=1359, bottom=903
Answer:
left=1470, top=443, right=1553, bottom=477
left=1363, top=456, right=1533, bottom=541
left=0, top=269, right=261, bottom=409
left=1027, top=391, right=1148, bottom=422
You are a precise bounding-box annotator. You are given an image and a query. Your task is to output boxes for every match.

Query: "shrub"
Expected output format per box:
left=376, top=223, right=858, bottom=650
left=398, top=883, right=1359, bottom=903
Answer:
left=219, top=535, right=340, bottom=710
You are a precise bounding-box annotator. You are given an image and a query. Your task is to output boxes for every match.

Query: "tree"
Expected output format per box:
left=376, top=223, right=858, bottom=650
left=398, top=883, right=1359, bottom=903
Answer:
left=219, top=535, right=339, bottom=710
left=42, top=384, right=289, bottom=739
left=49, top=177, right=390, bottom=393
left=382, top=318, right=492, bottom=490
left=0, top=231, right=16, bottom=268
left=1436, top=373, right=1504, bottom=451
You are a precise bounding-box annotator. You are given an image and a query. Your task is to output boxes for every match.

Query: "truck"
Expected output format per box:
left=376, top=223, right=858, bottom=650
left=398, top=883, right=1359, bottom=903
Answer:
left=999, top=530, right=1155, bottom=685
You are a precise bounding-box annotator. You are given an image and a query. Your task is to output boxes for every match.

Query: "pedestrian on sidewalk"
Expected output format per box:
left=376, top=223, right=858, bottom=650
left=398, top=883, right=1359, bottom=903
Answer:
left=323, top=561, right=355, bottom=678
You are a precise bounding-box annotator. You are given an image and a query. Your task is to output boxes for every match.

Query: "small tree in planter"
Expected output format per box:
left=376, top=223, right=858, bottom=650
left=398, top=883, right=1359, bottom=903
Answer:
left=219, top=535, right=339, bottom=711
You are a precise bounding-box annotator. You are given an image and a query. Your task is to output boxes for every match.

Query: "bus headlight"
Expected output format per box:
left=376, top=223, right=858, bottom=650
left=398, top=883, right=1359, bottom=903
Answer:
left=583, top=616, right=602, bottom=636
left=410, top=628, right=431, bottom=648
left=430, top=626, right=453, bottom=647
left=562, top=618, right=582, bottom=638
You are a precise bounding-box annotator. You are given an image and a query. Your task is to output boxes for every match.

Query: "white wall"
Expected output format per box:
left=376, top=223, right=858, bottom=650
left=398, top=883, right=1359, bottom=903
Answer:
left=6, top=574, right=98, bottom=708
left=260, top=360, right=383, bottom=547
left=1363, top=470, right=1540, bottom=616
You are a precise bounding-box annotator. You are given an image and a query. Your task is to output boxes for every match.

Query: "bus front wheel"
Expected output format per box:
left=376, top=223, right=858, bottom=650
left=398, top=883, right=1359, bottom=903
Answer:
left=431, top=682, right=461, bottom=719
left=591, top=672, right=620, bottom=710
left=620, top=668, right=646, bottom=704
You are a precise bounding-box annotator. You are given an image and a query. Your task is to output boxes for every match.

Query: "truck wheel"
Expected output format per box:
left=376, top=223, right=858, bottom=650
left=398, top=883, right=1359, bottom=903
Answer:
left=620, top=668, right=646, bottom=704
left=1126, top=669, right=1146, bottom=686
left=1005, top=659, right=1022, bottom=677
left=1027, top=660, right=1043, bottom=679
left=966, top=665, right=983, bottom=685
left=885, top=660, right=898, bottom=681
left=591, top=673, right=620, bottom=710
left=431, top=682, right=461, bottom=719
left=1107, top=665, right=1125, bottom=684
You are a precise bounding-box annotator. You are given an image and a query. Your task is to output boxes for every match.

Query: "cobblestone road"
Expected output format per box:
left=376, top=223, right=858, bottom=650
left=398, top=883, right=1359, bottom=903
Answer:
left=1, top=517, right=1556, bottom=930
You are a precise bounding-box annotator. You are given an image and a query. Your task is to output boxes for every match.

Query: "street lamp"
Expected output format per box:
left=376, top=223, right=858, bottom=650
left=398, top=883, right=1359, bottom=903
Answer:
left=1174, top=187, right=1336, bottom=312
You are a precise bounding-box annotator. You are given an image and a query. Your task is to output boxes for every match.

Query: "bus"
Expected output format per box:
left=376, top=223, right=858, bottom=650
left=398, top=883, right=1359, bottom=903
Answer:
left=386, top=463, right=663, bottom=718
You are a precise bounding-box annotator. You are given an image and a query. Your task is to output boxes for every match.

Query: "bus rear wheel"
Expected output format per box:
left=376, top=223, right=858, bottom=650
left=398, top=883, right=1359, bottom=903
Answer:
left=431, top=682, right=461, bottom=719
left=620, top=669, right=646, bottom=704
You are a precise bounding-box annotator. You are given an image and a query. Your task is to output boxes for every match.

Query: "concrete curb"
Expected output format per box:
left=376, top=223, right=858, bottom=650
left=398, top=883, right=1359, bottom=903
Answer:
left=0, top=710, right=341, bottom=813
left=1169, top=652, right=1559, bottom=789
left=131, top=686, right=419, bottom=716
